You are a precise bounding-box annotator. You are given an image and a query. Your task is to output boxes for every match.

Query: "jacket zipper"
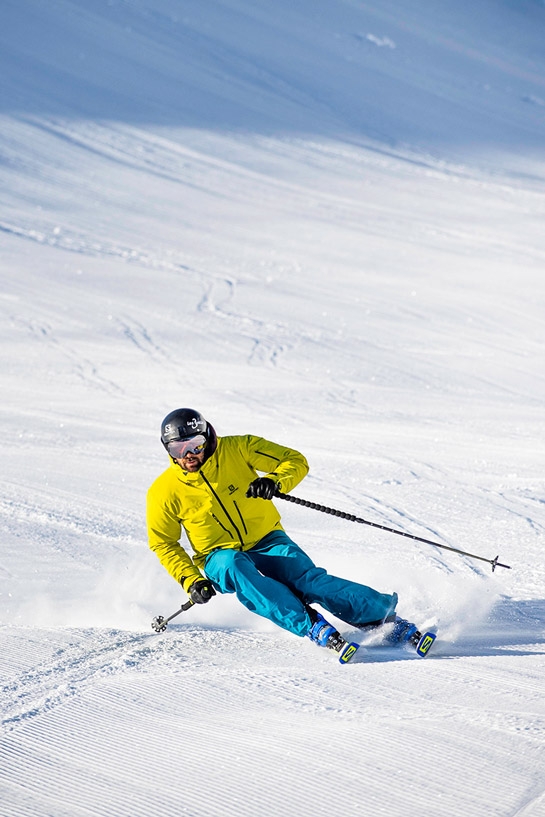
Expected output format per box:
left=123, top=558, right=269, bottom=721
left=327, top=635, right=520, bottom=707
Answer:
left=211, top=513, right=233, bottom=537
left=255, top=450, right=280, bottom=462
left=201, top=473, right=244, bottom=545
left=233, top=501, right=248, bottom=535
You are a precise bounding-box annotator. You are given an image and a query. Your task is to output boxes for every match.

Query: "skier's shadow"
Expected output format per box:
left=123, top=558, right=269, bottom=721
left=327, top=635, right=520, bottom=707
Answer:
left=352, top=597, right=545, bottom=663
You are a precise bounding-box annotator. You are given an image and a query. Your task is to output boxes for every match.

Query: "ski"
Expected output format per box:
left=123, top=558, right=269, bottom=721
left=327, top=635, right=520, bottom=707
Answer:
left=350, top=615, right=437, bottom=659
left=336, top=629, right=436, bottom=663
left=332, top=628, right=435, bottom=664
left=338, top=639, right=360, bottom=664
left=321, top=627, right=361, bottom=664
left=413, top=631, right=436, bottom=657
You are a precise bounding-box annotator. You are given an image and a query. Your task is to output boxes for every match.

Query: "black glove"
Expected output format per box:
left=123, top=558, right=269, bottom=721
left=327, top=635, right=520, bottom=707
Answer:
left=189, top=579, right=216, bottom=604
left=246, top=477, right=278, bottom=500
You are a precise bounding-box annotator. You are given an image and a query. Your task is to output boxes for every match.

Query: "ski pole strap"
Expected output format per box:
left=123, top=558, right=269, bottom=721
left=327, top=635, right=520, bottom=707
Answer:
left=275, top=491, right=511, bottom=572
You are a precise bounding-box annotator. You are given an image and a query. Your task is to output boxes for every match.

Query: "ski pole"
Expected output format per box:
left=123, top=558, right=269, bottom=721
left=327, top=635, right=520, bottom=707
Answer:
left=151, top=599, right=195, bottom=633
left=276, top=491, right=511, bottom=572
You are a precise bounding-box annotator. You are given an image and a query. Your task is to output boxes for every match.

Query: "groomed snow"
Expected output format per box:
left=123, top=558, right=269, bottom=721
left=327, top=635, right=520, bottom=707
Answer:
left=1, top=2, right=545, bottom=816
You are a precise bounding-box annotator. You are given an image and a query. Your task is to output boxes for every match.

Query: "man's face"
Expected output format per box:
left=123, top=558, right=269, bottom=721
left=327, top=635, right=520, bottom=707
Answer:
left=175, top=449, right=206, bottom=472
left=167, top=434, right=207, bottom=472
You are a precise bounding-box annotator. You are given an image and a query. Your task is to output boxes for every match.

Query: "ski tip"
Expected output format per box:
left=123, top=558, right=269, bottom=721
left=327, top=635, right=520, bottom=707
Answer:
left=339, top=641, right=360, bottom=664
left=415, top=631, right=436, bottom=657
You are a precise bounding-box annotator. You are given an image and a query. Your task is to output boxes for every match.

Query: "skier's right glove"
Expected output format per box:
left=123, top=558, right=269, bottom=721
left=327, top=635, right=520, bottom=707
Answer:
left=189, top=579, right=216, bottom=604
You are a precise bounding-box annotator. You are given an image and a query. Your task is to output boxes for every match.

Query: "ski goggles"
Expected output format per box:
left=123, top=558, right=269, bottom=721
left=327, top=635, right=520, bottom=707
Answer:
left=166, top=435, right=207, bottom=459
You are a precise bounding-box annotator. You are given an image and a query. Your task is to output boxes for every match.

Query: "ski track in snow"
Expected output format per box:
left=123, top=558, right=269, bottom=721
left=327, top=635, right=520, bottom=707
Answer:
left=1, top=623, right=545, bottom=817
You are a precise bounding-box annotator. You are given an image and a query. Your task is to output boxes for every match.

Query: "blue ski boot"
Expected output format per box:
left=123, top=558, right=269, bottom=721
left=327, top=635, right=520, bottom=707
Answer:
left=307, top=611, right=338, bottom=646
left=385, top=616, right=421, bottom=646
left=385, top=616, right=436, bottom=657
left=306, top=612, right=360, bottom=664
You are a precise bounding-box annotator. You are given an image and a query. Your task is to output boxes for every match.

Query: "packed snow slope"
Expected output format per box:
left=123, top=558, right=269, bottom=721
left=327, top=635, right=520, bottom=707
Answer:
left=1, top=1, right=545, bottom=816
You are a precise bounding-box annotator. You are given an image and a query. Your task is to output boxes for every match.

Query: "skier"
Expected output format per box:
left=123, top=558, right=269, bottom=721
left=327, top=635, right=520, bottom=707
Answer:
left=147, top=407, right=422, bottom=659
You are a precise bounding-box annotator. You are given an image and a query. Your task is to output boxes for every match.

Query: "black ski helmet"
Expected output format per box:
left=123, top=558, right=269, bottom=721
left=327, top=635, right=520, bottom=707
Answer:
left=160, top=408, right=217, bottom=458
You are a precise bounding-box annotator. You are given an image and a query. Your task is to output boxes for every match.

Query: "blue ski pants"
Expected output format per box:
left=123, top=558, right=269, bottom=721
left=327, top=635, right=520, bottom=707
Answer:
left=204, top=530, right=398, bottom=637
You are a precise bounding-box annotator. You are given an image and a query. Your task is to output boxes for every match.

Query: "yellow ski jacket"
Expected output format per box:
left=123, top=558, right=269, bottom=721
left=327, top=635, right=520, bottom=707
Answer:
left=147, top=434, right=309, bottom=593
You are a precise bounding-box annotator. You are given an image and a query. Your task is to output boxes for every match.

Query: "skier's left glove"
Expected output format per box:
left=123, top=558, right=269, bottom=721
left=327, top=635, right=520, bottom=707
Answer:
left=189, top=579, right=216, bottom=604
left=246, top=477, right=278, bottom=500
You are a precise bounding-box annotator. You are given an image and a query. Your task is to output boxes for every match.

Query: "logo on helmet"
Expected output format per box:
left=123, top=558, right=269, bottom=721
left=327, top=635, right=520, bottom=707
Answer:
left=187, top=417, right=206, bottom=431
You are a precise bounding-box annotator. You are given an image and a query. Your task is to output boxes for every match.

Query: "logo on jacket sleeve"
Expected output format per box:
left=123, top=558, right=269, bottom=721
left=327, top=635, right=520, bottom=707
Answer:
left=227, top=484, right=238, bottom=495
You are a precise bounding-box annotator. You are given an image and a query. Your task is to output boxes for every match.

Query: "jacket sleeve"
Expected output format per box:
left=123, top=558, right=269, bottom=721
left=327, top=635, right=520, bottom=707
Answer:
left=244, top=435, right=309, bottom=494
left=146, top=484, right=204, bottom=593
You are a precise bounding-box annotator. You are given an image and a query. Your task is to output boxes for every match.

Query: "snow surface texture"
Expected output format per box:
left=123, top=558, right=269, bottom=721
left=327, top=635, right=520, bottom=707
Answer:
left=1, top=1, right=545, bottom=815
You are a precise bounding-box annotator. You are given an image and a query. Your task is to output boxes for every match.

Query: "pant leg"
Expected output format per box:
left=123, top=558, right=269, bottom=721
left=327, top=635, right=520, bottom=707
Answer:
left=204, top=547, right=312, bottom=637
left=249, top=530, right=398, bottom=626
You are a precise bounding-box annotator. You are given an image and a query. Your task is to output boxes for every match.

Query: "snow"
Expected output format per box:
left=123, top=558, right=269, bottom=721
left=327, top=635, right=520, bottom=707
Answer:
left=1, top=1, right=545, bottom=815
